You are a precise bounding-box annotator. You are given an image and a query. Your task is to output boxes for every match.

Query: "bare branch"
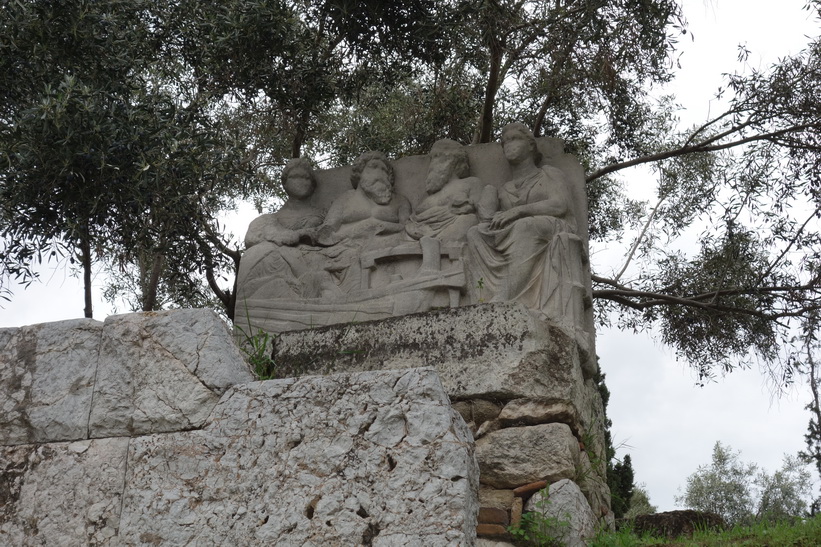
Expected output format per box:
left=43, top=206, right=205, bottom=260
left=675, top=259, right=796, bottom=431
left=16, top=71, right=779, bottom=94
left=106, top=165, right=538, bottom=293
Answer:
left=613, top=190, right=666, bottom=283
left=586, top=123, right=818, bottom=182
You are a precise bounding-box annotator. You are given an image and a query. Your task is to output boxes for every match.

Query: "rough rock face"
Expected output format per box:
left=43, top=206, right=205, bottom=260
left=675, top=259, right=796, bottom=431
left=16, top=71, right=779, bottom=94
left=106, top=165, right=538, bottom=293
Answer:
left=0, top=309, right=254, bottom=446
left=1, top=368, right=478, bottom=546
left=0, top=438, right=129, bottom=544
left=475, top=423, right=580, bottom=489
left=0, top=319, right=102, bottom=446
left=89, top=309, right=254, bottom=437
left=273, top=302, right=612, bottom=538
left=3, top=304, right=607, bottom=543
left=273, top=302, right=587, bottom=403
left=524, top=479, right=598, bottom=547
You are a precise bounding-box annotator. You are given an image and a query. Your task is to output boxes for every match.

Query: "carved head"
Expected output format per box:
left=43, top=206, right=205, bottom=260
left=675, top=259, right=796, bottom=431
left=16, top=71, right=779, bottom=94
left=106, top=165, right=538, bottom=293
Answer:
left=501, top=122, right=542, bottom=166
left=351, top=151, right=394, bottom=205
left=426, top=139, right=470, bottom=194
left=281, top=157, right=317, bottom=200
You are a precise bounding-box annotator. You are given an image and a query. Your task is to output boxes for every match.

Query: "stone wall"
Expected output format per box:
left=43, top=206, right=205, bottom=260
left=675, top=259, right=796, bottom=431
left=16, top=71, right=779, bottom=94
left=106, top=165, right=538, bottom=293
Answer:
left=1, top=310, right=478, bottom=546
left=272, top=302, right=612, bottom=545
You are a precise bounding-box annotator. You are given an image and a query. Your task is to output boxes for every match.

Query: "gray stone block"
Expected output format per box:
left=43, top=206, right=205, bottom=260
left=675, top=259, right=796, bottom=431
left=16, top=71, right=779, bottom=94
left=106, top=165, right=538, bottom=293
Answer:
left=118, top=368, right=477, bottom=546
left=524, top=479, right=598, bottom=547
left=1, top=368, right=478, bottom=546
left=475, top=423, right=580, bottom=489
left=88, top=309, right=254, bottom=438
left=273, top=302, right=587, bottom=402
left=0, top=319, right=102, bottom=446
left=0, top=438, right=129, bottom=545
left=1, top=309, right=254, bottom=445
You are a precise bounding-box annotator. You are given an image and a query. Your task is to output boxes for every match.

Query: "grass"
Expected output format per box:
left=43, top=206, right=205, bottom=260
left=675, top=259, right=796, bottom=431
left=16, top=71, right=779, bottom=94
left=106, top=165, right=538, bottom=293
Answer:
left=590, top=514, right=821, bottom=547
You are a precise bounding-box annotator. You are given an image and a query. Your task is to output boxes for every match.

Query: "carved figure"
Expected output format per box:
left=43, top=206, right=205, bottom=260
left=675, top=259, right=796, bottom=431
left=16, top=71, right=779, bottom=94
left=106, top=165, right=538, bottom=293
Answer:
left=405, top=139, right=483, bottom=242
left=312, top=151, right=411, bottom=292
left=236, top=158, right=325, bottom=301
left=315, top=151, right=411, bottom=247
left=467, top=122, right=585, bottom=320
left=235, top=127, right=592, bottom=338
left=244, top=158, right=324, bottom=248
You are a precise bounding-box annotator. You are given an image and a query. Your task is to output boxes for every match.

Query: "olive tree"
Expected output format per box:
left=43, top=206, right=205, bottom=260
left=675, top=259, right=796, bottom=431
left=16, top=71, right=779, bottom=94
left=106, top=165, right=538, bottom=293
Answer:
left=677, top=441, right=812, bottom=525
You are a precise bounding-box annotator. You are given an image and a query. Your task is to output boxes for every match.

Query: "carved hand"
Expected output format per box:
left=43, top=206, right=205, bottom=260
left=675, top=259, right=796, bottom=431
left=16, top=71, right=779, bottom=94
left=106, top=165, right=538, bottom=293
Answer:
left=489, top=208, right=520, bottom=230
left=271, top=230, right=299, bottom=246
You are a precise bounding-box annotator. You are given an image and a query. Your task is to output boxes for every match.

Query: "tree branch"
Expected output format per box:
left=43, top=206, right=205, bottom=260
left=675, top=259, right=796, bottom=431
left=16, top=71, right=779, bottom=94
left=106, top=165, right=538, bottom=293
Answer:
left=586, top=123, right=818, bottom=182
left=613, top=190, right=666, bottom=283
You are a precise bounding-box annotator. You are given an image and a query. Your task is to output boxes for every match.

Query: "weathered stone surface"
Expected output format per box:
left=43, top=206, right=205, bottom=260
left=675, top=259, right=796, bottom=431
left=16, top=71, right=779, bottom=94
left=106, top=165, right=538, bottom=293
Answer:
left=576, top=450, right=612, bottom=519
left=525, top=479, right=597, bottom=547
left=89, top=309, right=254, bottom=438
left=118, top=368, right=477, bottom=546
left=476, top=423, right=579, bottom=489
left=511, top=497, right=524, bottom=527
left=479, top=488, right=515, bottom=510
left=452, top=399, right=503, bottom=428
left=578, top=376, right=609, bottom=472
left=0, top=438, right=129, bottom=545
left=274, top=301, right=587, bottom=402
left=1, top=368, right=478, bottom=545
left=475, top=540, right=515, bottom=547
left=0, top=319, right=102, bottom=446
left=631, top=510, right=726, bottom=539
left=476, top=523, right=509, bottom=538
left=478, top=507, right=509, bottom=525
left=1, top=310, right=255, bottom=446
left=498, top=399, right=581, bottom=434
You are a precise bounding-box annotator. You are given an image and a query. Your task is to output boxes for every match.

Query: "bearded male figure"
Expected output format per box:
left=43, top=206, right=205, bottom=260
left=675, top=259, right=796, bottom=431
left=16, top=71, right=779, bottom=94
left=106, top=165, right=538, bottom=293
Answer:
left=312, top=151, right=411, bottom=293
left=405, top=139, right=483, bottom=242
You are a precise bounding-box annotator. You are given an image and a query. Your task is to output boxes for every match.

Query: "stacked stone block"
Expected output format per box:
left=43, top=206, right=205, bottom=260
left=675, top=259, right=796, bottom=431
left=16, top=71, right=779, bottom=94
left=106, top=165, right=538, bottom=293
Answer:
left=1, top=310, right=478, bottom=545
left=273, top=302, right=613, bottom=545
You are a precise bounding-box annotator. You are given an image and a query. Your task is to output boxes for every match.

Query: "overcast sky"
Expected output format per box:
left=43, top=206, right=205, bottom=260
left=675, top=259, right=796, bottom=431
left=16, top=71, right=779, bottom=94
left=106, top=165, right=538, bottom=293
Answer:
left=597, top=0, right=819, bottom=510
left=1, top=0, right=819, bottom=513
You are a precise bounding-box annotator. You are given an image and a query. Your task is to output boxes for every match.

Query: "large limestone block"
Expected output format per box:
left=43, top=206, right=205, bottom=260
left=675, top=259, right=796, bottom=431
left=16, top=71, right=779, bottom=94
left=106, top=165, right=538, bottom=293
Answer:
left=475, top=423, right=580, bottom=489
left=0, top=438, right=129, bottom=545
left=274, top=302, right=586, bottom=402
left=0, top=319, right=102, bottom=446
left=118, top=368, right=478, bottom=546
left=524, top=479, right=597, bottom=547
left=88, top=309, right=254, bottom=438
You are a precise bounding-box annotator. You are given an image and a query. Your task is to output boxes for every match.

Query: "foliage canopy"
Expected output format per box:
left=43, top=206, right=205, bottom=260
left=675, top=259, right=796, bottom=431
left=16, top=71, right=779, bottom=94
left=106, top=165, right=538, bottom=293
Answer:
left=1, top=0, right=821, bottom=390
left=676, top=441, right=812, bottom=525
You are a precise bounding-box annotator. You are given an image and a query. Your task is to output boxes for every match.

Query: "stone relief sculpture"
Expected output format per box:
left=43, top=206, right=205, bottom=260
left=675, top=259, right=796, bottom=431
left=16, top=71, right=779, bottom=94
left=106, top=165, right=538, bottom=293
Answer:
left=236, top=125, right=594, bottom=359
left=405, top=139, right=483, bottom=242
left=311, top=151, right=412, bottom=295
left=236, top=158, right=326, bottom=301
left=466, top=122, right=588, bottom=331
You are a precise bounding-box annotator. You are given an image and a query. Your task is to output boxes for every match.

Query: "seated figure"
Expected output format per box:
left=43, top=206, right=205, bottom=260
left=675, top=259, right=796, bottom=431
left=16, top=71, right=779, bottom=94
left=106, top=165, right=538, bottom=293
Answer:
left=244, top=158, right=325, bottom=247
left=405, top=139, right=483, bottom=242
left=467, top=122, right=585, bottom=321
left=312, top=151, right=411, bottom=292
left=236, top=158, right=325, bottom=301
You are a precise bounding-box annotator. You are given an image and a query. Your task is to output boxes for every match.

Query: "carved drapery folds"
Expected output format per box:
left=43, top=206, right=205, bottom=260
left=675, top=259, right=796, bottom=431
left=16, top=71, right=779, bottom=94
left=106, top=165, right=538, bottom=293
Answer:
left=235, top=125, right=595, bottom=374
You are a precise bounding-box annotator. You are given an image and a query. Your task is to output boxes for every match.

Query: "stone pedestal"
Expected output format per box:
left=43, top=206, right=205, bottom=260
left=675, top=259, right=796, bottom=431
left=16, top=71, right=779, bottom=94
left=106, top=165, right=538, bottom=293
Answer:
left=272, top=302, right=612, bottom=543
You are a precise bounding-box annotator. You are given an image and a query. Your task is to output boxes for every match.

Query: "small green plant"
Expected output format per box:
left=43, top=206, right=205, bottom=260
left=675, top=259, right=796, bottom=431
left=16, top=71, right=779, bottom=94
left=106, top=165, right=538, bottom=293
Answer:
left=508, top=486, right=572, bottom=546
left=476, top=277, right=485, bottom=303
left=235, top=306, right=278, bottom=380
left=237, top=326, right=277, bottom=380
